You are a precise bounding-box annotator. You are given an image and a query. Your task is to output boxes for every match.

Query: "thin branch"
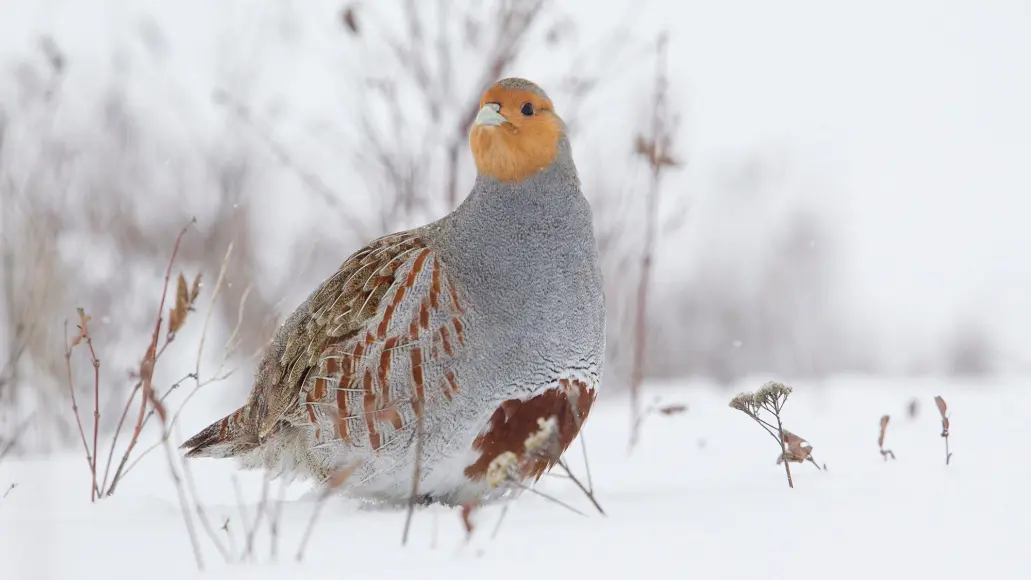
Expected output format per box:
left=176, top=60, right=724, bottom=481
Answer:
left=773, top=404, right=794, bottom=489
left=629, top=32, right=678, bottom=452
left=83, top=323, right=101, bottom=502
left=63, top=321, right=100, bottom=499
left=107, top=218, right=194, bottom=496
left=179, top=427, right=231, bottom=562
left=296, top=463, right=360, bottom=562
left=212, top=91, right=368, bottom=241
left=516, top=483, right=586, bottom=517
left=401, top=400, right=425, bottom=546
left=244, top=476, right=272, bottom=562
left=555, top=458, right=605, bottom=516
left=0, top=412, right=33, bottom=462
left=100, top=381, right=140, bottom=493
left=160, top=431, right=204, bottom=570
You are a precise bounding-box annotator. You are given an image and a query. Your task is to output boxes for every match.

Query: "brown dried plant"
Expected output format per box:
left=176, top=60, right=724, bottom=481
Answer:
left=934, top=395, right=952, bottom=465
left=878, top=414, right=896, bottom=461
left=628, top=31, right=682, bottom=452
left=729, top=381, right=820, bottom=488
left=777, top=429, right=821, bottom=470
left=61, top=222, right=268, bottom=571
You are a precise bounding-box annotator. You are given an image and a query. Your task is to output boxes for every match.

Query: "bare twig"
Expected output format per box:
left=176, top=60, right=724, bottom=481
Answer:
left=552, top=457, right=605, bottom=516
left=0, top=413, right=33, bottom=462
left=76, top=310, right=102, bottom=503
left=402, top=400, right=425, bottom=546
left=296, top=463, right=360, bottom=562
left=629, top=32, right=680, bottom=452
left=160, top=428, right=204, bottom=570
left=100, top=381, right=139, bottom=493
left=64, top=320, right=100, bottom=500
left=178, top=428, right=231, bottom=562
left=771, top=400, right=794, bottom=488
left=268, top=479, right=289, bottom=562
left=630, top=395, right=688, bottom=444
left=107, top=219, right=194, bottom=496
left=212, top=91, right=369, bottom=241
left=244, top=476, right=272, bottom=562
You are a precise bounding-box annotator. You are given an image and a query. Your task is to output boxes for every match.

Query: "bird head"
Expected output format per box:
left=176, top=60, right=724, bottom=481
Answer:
left=469, top=78, right=566, bottom=183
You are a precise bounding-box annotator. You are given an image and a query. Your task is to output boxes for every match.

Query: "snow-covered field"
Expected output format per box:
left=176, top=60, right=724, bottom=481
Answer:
left=2, top=377, right=1028, bottom=579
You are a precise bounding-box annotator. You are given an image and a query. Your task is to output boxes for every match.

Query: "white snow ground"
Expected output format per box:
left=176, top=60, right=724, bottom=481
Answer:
left=2, top=377, right=1029, bottom=580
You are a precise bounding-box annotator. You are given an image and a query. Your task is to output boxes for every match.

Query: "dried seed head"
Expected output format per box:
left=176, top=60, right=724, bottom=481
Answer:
left=524, top=415, right=559, bottom=454
left=486, top=451, right=519, bottom=488
left=729, top=393, right=756, bottom=413
left=756, top=381, right=792, bottom=405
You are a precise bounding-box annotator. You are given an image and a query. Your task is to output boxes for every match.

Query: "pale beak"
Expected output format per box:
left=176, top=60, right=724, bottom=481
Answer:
left=474, top=103, right=508, bottom=127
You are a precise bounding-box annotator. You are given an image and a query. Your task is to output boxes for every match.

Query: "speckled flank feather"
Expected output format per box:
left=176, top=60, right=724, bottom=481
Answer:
left=181, top=77, right=605, bottom=506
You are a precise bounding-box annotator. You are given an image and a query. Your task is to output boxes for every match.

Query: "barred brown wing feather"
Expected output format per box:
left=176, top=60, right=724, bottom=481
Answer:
left=251, top=231, right=426, bottom=438
left=299, top=241, right=469, bottom=452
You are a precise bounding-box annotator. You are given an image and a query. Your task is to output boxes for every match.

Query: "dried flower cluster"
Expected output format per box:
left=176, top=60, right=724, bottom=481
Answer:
left=729, top=381, right=821, bottom=488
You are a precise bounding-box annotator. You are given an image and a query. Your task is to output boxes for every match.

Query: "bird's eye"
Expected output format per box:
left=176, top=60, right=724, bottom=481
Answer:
left=520, top=102, right=534, bottom=116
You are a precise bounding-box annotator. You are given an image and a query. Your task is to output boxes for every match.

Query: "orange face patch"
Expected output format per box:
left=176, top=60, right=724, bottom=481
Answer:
left=469, top=86, right=564, bottom=183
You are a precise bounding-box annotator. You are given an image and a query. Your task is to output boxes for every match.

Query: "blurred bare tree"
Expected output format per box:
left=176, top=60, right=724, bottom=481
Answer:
left=0, top=1, right=648, bottom=453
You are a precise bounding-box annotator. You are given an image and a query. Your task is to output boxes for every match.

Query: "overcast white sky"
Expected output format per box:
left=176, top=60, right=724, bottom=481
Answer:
left=629, top=0, right=1031, bottom=365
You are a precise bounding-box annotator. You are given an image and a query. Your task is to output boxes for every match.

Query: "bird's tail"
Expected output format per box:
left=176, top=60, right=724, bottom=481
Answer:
left=180, top=405, right=259, bottom=459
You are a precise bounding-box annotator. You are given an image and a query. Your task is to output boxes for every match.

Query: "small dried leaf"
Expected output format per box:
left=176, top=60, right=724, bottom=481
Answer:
left=168, top=273, right=190, bottom=334
left=149, top=392, right=168, bottom=423
left=934, top=395, right=948, bottom=418
left=658, top=404, right=688, bottom=416
left=139, top=356, right=155, bottom=385
left=778, top=430, right=813, bottom=464
left=906, top=398, right=919, bottom=419
left=76, top=307, right=92, bottom=335
left=189, top=273, right=202, bottom=303
left=341, top=6, right=359, bottom=35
